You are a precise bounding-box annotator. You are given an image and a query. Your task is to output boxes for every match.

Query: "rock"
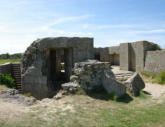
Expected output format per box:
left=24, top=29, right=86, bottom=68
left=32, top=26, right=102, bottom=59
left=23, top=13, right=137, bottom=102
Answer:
left=62, top=82, right=80, bottom=94
left=70, top=75, right=78, bottom=82
left=1, top=89, right=19, bottom=95
left=53, top=94, right=63, bottom=100
left=102, top=74, right=126, bottom=96
left=73, top=60, right=115, bottom=91
left=0, top=89, right=37, bottom=106
left=124, top=73, right=145, bottom=96
left=71, top=60, right=126, bottom=96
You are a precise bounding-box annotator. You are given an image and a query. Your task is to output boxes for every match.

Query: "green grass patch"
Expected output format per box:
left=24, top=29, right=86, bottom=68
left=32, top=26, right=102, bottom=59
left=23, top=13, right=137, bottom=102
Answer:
left=156, top=71, right=165, bottom=84
left=0, top=58, right=20, bottom=64
left=0, top=73, right=15, bottom=88
left=141, top=71, right=156, bottom=79
left=141, top=71, right=165, bottom=85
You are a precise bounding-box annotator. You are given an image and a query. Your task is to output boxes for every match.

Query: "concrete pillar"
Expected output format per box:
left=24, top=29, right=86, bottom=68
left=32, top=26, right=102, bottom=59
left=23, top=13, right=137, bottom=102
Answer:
left=120, top=43, right=130, bottom=71
left=64, top=48, right=73, bottom=81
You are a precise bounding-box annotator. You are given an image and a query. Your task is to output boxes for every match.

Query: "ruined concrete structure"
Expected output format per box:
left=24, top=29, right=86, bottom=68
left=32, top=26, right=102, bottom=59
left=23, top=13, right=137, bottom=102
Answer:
left=21, top=37, right=94, bottom=99
left=94, top=41, right=165, bottom=73
left=21, top=37, right=165, bottom=99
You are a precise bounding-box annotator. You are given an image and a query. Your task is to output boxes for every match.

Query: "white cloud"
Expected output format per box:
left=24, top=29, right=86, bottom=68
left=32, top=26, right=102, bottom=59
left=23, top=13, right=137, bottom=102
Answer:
left=44, top=15, right=93, bottom=29
left=97, top=24, right=135, bottom=29
left=133, top=29, right=165, bottom=34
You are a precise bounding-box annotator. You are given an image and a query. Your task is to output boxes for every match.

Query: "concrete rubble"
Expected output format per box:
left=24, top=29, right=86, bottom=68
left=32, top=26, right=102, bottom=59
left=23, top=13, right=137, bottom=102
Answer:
left=0, top=89, right=37, bottom=106
left=124, top=73, right=145, bottom=96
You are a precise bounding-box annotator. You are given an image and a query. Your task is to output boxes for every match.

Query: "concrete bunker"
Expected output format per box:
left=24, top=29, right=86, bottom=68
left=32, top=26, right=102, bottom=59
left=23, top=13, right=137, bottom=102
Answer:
left=21, top=37, right=94, bottom=99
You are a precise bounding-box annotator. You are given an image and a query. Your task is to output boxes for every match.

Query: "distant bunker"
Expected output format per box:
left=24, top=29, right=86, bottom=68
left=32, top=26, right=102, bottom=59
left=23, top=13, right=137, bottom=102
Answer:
left=21, top=37, right=94, bottom=99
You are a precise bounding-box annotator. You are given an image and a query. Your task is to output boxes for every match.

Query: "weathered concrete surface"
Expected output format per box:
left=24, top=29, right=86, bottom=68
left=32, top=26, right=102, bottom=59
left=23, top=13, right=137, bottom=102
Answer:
left=95, top=41, right=159, bottom=73
left=102, top=72, right=126, bottom=97
left=111, top=66, right=135, bottom=82
left=124, top=73, right=145, bottom=96
left=69, top=60, right=126, bottom=96
left=0, top=89, right=36, bottom=106
left=21, top=37, right=94, bottom=99
left=120, top=43, right=130, bottom=71
left=0, top=63, right=12, bottom=75
left=108, top=46, right=120, bottom=54
left=144, top=51, right=165, bottom=74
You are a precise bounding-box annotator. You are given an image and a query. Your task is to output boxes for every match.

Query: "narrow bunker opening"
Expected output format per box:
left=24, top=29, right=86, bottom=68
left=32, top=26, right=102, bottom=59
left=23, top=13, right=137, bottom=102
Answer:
left=94, top=53, right=101, bottom=61
left=48, top=48, right=73, bottom=91
left=109, top=54, right=120, bottom=66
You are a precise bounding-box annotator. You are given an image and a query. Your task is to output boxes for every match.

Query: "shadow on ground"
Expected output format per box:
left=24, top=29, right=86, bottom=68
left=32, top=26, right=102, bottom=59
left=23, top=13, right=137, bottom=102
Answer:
left=83, top=88, right=133, bottom=103
left=142, top=90, right=152, bottom=95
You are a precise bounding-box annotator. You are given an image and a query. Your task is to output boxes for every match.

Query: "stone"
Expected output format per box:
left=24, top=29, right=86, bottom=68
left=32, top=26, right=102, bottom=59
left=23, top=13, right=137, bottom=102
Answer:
left=70, top=60, right=126, bottom=96
left=0, top=89, right=37, bottom=106
left=124, top=73, right=145, bottom=96
left=70, top=75, right=79, bottom=82
left=102, top=74, right=126, bottom=97
left=62, top=82, right=80, bottom=94
left=73, top=60, right=113, bottom=90
left=53, top=94, right=63, bottom=100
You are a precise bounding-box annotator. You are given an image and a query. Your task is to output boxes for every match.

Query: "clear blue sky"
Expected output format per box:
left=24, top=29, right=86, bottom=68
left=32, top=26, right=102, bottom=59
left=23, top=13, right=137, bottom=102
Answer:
left=0, top=0, right=165, bottom=53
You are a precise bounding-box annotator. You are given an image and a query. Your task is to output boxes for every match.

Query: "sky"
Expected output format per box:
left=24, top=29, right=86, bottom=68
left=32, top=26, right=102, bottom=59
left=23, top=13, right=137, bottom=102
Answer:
left=0, top=0, right=165, bottom=54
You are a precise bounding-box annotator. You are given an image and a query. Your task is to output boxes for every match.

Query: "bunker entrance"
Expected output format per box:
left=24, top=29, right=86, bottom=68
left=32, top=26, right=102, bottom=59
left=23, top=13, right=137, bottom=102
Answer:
left=48, top=48, right=73, bottom=90
left=94, top=53, right=101, bottom=61
left=109, top=54, right=120, bottom=66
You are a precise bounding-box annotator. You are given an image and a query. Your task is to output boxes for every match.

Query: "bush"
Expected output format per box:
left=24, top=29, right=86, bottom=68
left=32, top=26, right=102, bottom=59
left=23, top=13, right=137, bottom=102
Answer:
left=156, top=71, right=165, bottom=84
left=155, top=44, right=162, bottom=50
left=0, top=73, right=15, bottom=88
left=141, top=72, right=156, bottom=79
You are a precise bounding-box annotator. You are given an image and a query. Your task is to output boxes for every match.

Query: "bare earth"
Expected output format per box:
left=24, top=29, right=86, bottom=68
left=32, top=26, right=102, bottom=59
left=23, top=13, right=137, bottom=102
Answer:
left=0, top=82, right=165, bottom=126
left=144, top=83, right=165, bottom=99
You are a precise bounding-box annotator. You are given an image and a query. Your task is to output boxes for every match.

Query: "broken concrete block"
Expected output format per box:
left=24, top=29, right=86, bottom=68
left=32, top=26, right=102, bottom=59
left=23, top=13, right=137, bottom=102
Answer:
left=124, top=73, right=145, bottom=96
left=102, top=74, right=126, bottom=97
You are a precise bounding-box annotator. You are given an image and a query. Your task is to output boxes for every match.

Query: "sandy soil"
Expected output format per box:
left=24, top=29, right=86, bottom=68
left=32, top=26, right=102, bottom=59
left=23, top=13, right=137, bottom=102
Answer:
left=144, top=83, right=165, bottom=99
left=0, top=99, right=29, bottom=122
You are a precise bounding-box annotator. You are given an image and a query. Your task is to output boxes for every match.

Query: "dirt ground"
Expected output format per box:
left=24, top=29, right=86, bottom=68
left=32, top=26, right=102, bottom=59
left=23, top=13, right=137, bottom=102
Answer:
left=144, top=83, right=165, bottom=99
left=0, top=82, right=165, bottom=127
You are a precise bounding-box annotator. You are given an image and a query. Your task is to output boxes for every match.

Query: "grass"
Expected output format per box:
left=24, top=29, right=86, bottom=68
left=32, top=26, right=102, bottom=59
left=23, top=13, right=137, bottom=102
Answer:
left=0, top=58, right=20, bottom=64
left=0, top=93, right=164, bottom=127
left=156, top=72, right=165, bottom=84
left=141, top=71, right=165, bottom=85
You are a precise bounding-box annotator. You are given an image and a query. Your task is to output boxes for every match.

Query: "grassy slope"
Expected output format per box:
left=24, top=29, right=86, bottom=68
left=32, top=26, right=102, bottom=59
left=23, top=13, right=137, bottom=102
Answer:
left=0, top=59, right=20, bottom=64
left=0, top=93, right=165, bottom=127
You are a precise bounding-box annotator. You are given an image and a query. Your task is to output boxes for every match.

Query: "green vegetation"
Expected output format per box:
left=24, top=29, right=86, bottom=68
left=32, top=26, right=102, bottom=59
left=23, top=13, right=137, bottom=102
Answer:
left=156, top=71, right=165, bottom=84
left=0, top=58, right=20, bottom=64
left=0, top=53, right=21, bottom=64
left=155, top=44, right=162, bottom=50
left=141, top=71, right=165, bottom=84
left=0, top=53, right=22, bottom=59
left=141, top=71, right=156, bottom=79
left=0, top=73, right=15, bottom=88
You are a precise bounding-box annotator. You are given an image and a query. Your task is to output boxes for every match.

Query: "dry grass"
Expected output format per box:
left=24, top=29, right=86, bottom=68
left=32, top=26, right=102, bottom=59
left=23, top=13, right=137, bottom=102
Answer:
left=0, top=90, right=165, bottom=127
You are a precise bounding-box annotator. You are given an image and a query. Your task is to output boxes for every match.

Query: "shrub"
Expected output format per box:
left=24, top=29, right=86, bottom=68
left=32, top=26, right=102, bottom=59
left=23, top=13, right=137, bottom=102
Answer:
left=155, top=44, right=162, bottom=50
left=141, top=72, right=156, bottom=79
left=0, top=73, right=15, bottom=88
left=156, top=71, right=165, bottom=84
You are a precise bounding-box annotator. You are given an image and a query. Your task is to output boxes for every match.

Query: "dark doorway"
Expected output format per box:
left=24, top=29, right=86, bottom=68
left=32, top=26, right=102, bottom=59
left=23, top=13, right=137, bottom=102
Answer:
left=48, top=48, right=73, bottom=91
left=109, top=54, right=120, bottom=65
left=94, top=53, right=100, bottom=61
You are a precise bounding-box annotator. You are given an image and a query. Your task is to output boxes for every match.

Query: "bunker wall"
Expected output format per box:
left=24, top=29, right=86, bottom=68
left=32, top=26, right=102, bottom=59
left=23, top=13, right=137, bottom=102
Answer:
left=144, top=51, right=165, bottom=74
